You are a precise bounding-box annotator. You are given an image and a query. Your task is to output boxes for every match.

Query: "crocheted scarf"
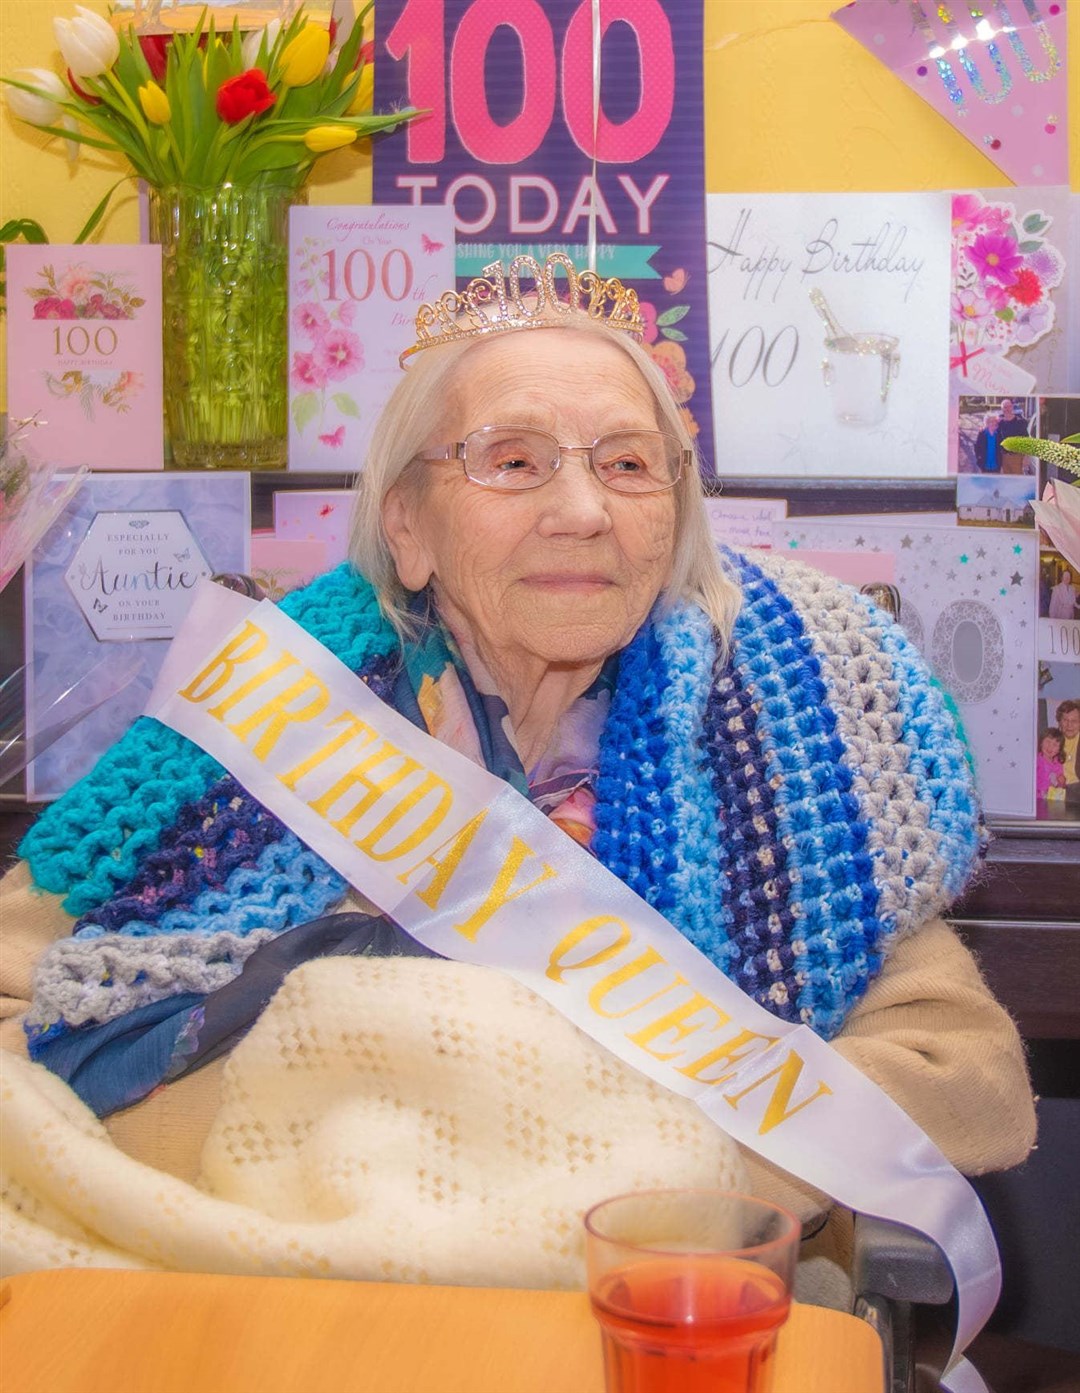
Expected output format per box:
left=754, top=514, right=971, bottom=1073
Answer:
left=19, top=550, right=982, bottom=1106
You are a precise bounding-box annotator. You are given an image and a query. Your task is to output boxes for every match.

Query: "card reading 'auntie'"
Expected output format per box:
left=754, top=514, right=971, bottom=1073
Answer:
left=5, top=243, right=163, bottom=470
left=287, top=206, right=455, bottom=472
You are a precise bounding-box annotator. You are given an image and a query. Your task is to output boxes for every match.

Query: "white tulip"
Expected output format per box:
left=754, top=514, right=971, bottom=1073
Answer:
left=53, top=6, right=120, bottom=79
left=241, top=20, right=281, bottom=71
left=5, top=67, right=68, bottom=127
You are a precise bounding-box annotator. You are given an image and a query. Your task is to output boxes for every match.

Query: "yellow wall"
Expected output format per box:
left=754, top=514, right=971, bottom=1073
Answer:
left=1, top=2, right=1077, bottom=255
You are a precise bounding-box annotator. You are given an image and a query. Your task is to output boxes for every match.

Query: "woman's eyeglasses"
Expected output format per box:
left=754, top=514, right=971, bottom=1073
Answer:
left=417, top=425, right=689, bottom=494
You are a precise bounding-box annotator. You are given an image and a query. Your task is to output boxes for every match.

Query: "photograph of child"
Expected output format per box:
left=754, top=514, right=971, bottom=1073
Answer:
left=1037, top=667, right=1080, bottom=818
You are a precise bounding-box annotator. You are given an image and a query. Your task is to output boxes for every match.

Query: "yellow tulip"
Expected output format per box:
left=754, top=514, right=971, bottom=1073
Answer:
left=345, top=63, right=373, bottom=116
left=303, top=124, right=356, bottom=153
left=138, top=80, right=171, bottom=125
left=279, top=23, right=330, bottom=87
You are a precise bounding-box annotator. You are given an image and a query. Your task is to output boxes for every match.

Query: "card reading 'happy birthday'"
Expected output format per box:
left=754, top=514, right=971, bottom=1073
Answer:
left=5, top=243, right=163, bottom=470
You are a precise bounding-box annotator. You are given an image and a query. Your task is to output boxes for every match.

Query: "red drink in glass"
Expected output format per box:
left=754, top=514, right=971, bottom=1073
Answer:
left=585, top=1193, right=798, bottom=1393
left=592, top=1255, right=789, bottom=1393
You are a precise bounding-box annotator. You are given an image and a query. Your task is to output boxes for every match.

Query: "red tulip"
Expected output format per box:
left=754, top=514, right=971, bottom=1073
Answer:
left=215, top=68, right=276, bottom=124
left=138, top=34, right=171, bottom=82
left=66, top=67, right=101, bottom=105
left=356, top=39, right=374, bottom=71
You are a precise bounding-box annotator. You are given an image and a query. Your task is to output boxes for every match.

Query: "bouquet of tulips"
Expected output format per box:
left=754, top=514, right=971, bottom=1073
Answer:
left=3, top=3, right=413, bottom=189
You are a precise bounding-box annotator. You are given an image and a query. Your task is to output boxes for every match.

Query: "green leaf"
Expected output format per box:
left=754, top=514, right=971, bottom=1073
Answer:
left=657, top=305, right=690, bottom=327
left=1062, top=433, right=1080, bottom=445
left=291, top=391, right=320, bottom=433
left=995, top=307, right=1015, bottom=321
left=74, top=180, right=126, bottom=244
left=661, top=327, right=687, bottom=342
left=332, top=393, right=360, bottom=417
left=1022, top=213, right=1048, bottom=233
left=0, top=218, right=48, bottom=244
left=1017, top=240, right=1042, bottom=253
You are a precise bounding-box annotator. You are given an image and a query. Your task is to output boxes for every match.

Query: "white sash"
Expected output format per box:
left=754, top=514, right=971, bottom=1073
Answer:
left=146, top=581, right=999, bottom=1379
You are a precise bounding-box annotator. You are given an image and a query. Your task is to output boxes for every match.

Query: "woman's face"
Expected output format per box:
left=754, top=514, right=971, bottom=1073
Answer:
left=383, top=329, right=678, bottom=669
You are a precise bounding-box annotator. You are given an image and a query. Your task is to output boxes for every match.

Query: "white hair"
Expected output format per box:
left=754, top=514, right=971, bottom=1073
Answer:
left=348, top=315, right=741, bottom=651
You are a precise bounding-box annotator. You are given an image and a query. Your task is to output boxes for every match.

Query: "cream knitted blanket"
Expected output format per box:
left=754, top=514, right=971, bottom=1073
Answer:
left=0, top=958, right=744, bottom=1284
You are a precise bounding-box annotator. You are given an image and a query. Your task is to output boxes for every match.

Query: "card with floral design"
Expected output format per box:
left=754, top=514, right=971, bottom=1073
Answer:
left=949, top=188, right=1079, bottom=399
left=287, top=206, right=455, bottom=473
left=5, top=244, right=163, bottom=470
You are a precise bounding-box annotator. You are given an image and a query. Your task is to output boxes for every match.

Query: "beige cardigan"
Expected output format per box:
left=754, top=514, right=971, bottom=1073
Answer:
left=0, top=858, right=1037, bottom=1225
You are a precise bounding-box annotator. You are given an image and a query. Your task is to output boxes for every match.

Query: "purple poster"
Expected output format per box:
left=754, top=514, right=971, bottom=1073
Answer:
left=372, top=0, right=714, bottom=465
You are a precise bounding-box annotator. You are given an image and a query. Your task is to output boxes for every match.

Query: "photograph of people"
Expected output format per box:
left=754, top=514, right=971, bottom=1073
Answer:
left=1056, top=699, right=1080, bottom=805
left=1048, top=567, right=1079, bottom=620
left=1036, top=727, right=1067, bottom=801
left=956, top=395, right=1038, bottom=476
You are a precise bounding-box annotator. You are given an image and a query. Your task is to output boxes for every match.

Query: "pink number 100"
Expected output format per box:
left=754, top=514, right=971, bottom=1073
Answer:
left=386, top=0, right=675, bottom=165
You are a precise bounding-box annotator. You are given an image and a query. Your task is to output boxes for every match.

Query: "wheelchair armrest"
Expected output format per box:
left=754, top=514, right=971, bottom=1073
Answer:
left=852, top=1214, right=955, bottom=1307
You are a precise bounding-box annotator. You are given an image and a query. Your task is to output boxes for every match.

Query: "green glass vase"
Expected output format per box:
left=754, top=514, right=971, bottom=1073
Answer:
left=149, top=180, right=307, bottom=470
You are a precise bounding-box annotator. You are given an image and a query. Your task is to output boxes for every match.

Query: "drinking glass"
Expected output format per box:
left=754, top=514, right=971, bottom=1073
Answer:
left=585, top=1190, right=800, bottom=1393
left=821, top=332, right=901, bottom=427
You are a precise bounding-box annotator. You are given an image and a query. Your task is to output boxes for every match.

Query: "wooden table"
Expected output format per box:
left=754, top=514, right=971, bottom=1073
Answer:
left=0, top=1269, right=882, bottom=1393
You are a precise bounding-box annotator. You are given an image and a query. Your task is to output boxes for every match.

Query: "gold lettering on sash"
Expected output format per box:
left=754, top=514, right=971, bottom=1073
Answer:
left=545, top=916, right=633, bottom=983
left=626, top=993, right=729, bottom=1063
left=723, top=1051, right=833, bottom=1135
left=587, top=948, right=691, bottom=1020
left=677, top=1028, right=777, bottom=1085
left=178, top=621, right=269, bottom=704
left=309, top=741, right=422, bottom=837
left=396, top=812, right=489, bottom=908
left=354, top=772, right=454, bottom=861
left=206, top=652, right=299, bottom=722
left=278, top=713, right=376, bottom=791
left=227, top=671, right=332, bottom=760
left=454, top=837, right=556, bottom=943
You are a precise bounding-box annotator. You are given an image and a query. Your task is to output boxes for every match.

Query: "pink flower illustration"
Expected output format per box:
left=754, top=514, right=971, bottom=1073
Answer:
left=951, top=289, right=991, bottom=323
left=292, top=301, right=330, bottom=340
left=116, top=370, right=144, bottom=396
left=1013, top=301, right=1052, bottom=345
left=33, top=296, right=77, bottom=319
left=965, top=232, right=1023, bottom=284
left=290, top=350, right=327, bottom=390
left=335, top=299, right=357, bottom=327
left=100, top=301, right=125, bottom=319
left=638, top=300, right=659, bottom=344
left=317, top=329, right=363, bottom=381
left=644, top=341, right=695, bottom=404
left=950, top=193, right=985, bottom=233
left=58, top=264, right=96, bottom=300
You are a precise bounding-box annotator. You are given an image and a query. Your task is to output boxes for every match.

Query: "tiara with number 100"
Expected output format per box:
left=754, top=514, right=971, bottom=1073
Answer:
left=399, top=253, right=645, bottom=366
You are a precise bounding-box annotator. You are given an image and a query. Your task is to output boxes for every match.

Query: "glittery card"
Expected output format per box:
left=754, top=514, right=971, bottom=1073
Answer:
left=950, top=187, right=1079, bottom=400
left=776, top=518, right=1038, bottom=817
left=833, top=0, right=1069, bottom=187
left=24, top=472, right=249, bottom=801
left=706, top=192, right=952, bottom=478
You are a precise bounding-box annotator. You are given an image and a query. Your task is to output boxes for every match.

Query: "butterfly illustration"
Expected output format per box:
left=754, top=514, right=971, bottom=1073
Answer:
left=128, top=518, right=150, bottom=529
left=174, top=548, right=190, bottom=561
left=421, top=233, right=445, bottom=255
left=663, top=268, right=689, bottom=294
left=319, top=427, right=346, bottom=449
left=92, top=599, right=108, bottom=613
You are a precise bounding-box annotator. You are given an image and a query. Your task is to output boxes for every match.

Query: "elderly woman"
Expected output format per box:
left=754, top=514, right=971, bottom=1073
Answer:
left=0, top=261, right=1034, bottom=1286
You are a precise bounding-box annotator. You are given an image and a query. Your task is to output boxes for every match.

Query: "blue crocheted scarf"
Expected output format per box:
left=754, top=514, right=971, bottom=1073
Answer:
left=19, top=551, right=982, bottom=1094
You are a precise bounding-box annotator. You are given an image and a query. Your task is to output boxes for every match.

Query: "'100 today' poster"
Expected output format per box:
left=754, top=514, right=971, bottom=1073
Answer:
left=372, top=0, right=714, bottom=466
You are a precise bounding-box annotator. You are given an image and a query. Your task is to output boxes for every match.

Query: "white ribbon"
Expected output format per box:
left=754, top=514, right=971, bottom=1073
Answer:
left=147, top=582, right=1000, bottom=1376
